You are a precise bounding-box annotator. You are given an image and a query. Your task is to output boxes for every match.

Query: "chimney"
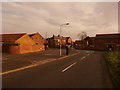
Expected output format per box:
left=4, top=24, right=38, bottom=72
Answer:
left=53, top=34, right=55, bottom=37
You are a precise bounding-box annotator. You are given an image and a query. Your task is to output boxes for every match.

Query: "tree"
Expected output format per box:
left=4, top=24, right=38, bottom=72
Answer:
left=77, top=31, right=87, bottom=40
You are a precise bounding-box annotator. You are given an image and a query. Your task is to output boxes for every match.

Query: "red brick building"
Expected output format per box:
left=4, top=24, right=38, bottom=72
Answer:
left=74, top=36, right=95, bottom=50
left=1, top=33, right=35, bottom=54
left=29, top=32, right=46, bottom=51
left=47, top=35, right=72, bottom=48
left=1, top=33, right=46, bottom=54
left=74, top=33, right=120, bottom=51
left=74, top=40, right=88, bottom=49
left=95, top=33, right=120, bottom=51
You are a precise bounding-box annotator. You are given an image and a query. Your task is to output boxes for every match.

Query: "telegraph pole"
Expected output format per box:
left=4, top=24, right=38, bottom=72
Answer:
left=59, top=22, right=69, bottom=56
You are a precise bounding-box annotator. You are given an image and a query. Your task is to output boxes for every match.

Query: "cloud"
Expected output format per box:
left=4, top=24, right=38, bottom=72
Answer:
left=2, top=2, right=118, bottom=40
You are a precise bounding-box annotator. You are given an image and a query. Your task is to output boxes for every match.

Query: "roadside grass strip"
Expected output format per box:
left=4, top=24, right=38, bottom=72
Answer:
left=105, top=51, right=120, bottom=88
left=0, top=52, right=80, bottom=75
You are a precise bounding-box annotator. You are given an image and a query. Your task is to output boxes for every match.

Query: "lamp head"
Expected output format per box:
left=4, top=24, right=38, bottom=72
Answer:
left=66, top=22, right=69, bottom=25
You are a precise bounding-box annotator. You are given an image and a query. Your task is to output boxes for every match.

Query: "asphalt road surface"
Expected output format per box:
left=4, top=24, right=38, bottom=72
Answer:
left=2, top=48, right=78, bottom=72
left=2, top=50, right=113, bottom=88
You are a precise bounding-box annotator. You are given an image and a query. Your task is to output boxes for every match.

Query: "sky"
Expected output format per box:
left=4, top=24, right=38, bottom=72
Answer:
left=1, top=2, right=118, bottom=41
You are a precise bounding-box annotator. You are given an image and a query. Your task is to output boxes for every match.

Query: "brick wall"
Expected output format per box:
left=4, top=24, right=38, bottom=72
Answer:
left=2, top=45, right=20, bottom=54
left=33, top=45, right=45, bottom=52
left=2, top=34, right=46, bottom=54
left=31, top=33, right=46, bottom=45
left=9, top=46, right=20, bottom=54
left=95, top=38, right=120, bottom=51
left=16, top=34, right=41, bottom=54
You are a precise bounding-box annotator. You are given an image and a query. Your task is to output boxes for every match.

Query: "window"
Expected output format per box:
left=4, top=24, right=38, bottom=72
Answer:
left=36, top=43, right=38, bottom=45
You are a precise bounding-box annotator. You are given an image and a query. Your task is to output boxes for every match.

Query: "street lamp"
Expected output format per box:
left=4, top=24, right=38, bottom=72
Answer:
left=59, top=22, right=69, bottom=56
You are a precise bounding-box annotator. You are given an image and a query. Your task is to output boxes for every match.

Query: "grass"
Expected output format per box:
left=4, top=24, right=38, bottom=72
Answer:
left=105, top=51, right=120, bottom=88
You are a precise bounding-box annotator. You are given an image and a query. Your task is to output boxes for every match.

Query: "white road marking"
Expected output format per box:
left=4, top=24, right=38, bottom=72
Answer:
left=86, top=51, right=90, bottom=53
left=45, top=54, right=56, bottom=55
left=81, top=56, right=86, bottom=60
left=61, top=51, right=94, bottom=72
left=62, top=62, right=77, bottom=72
left=0, top=64, right=38, bottom=75
left=0, top=58, right=57, bottom=76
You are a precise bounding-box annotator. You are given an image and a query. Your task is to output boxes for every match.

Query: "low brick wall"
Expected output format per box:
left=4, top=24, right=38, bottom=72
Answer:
left=2, top=45, right=20, bottom=54
left=2, top=44, right=45, bottom=54
left=9, top=46, right=20, bottom=54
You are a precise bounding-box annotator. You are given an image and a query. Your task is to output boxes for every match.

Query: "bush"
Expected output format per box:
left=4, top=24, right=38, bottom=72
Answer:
left=105, top=51, right=120, bottom=88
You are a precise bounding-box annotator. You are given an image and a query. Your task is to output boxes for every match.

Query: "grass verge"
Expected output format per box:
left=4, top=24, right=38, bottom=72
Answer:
left=104, top=51, right=120, bottom=88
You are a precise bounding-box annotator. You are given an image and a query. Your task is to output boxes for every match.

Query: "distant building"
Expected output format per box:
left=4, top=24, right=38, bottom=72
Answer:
left=47, top=35, right=72, bottom=48
left=74, top=33, right=120, bottom=51
left=74, top=40, right=87, bottom=49
left=74, top=36, right=95, bottom=50
left=29, top=32, right=46, bottom=51
left=95, top=33, right=120, bottom=51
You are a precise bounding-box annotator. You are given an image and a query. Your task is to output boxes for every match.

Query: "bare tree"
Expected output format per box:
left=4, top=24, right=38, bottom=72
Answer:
left=77, top=31, right=87, bottom=40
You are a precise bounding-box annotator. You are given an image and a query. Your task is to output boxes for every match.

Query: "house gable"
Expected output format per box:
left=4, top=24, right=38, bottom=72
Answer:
left=15, top=34, right=35, bottom=45
left=29, top=33, right=46, bottom=45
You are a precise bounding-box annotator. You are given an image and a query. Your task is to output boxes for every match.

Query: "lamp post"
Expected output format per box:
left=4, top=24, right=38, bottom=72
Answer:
left=59, top=22, right=69, bottom=56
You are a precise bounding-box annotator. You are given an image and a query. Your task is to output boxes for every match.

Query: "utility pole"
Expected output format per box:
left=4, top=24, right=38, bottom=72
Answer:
left=60, top=26, right=62, bottom=56
left=59, top=22, right=69, bottom=56
left=45, top=32, right=48, bottom=50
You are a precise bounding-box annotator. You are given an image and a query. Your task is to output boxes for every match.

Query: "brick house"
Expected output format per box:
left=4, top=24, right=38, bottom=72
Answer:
left=1, top=33, right=43, bottom=54
left=95, top=33, right=120, bottom=51
left=74, top=40, right=87, bottom=49
left=1, top=33, right=35, bottom=54
left=47, top=35, right=72, bottom=48
left=74, top=33, right=120, bottom=51
left=29, top=32, right=46, bottom=50
left=74, top=36, right=95, bottom=50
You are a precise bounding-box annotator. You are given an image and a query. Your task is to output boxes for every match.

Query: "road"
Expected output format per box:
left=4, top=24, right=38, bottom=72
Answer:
left=2, top=48, right=79, bottom=72
left=2, top=50, right=113, bottom=88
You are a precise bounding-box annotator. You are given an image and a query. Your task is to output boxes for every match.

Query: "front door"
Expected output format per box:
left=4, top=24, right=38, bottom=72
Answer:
left=106, top=44, right=114, bottom=51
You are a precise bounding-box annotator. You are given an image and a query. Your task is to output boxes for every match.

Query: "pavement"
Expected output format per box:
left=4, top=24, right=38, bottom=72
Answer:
left=2, top=49, right=113, bottom=88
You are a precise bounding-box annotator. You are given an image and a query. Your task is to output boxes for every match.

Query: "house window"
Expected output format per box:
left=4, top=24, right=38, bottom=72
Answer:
left=36, top=43, right=38, bottom=45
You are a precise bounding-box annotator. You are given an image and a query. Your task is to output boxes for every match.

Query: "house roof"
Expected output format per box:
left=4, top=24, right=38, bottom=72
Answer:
left=75, top=40, right=87, bottom=44
left=90, top=37, right=95, bottom=40
left=66, top=37, right=71, bottom=39
left=75, top=40, right=84, bottom=42
left=49, top=35, right=71, bottom=40
left=29, top=33, right=35, bottom=37
left=28, top=32, right=44, bottom=39
left=96, top=33, right=120, bottom=39
left=54, top=36, right=66, bottom=40
left=0, top=33, right=26, bottom=42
